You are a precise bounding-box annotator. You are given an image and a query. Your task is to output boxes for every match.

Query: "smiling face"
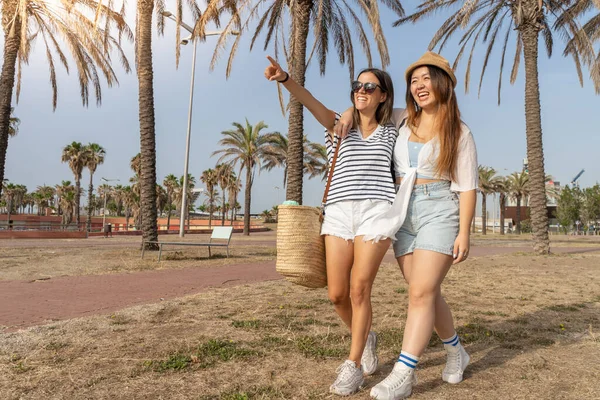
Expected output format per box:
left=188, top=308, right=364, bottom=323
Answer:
left=352, top=71, right=387, bottom=114
left=410, top=66, right=438, bottom=111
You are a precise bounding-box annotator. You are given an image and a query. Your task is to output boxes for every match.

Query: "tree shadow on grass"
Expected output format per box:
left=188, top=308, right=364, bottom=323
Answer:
left=373, top=300, right=599, bottom=395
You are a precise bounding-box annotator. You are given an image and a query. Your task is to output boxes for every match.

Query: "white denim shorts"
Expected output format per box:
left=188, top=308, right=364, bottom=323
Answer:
left=321, top=199, right=392, bottom=241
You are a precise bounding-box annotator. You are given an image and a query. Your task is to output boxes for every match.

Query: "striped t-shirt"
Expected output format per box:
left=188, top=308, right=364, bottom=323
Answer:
left=324, top=123, right=397, bottom=206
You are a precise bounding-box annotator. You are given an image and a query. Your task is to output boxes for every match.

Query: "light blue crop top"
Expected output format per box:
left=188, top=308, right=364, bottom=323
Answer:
left=407, top=141, right=435, bottom=180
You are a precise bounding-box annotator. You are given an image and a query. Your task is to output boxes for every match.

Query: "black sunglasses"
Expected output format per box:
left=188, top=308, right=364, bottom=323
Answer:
left=351, top=81, right=384, bottom=94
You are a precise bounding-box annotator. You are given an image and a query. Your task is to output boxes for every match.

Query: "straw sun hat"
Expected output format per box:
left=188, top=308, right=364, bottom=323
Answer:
left=405, top=51, right=457, bottom=88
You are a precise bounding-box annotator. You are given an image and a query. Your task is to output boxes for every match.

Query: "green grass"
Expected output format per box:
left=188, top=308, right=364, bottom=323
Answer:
left=546, top=304, right=585, bottom=312
left=294, top=335, right=346, bottom=359
left=231, top=319, right=262, bottom=329
left=145, top=339, right=261, bottom=372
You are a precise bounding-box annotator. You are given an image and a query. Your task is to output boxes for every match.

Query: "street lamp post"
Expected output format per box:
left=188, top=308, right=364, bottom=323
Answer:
left=161, top=11, right=238, bottom=237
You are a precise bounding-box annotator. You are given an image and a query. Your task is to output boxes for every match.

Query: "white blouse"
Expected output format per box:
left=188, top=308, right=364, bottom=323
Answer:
left=364, top=108, right=479, bottom=242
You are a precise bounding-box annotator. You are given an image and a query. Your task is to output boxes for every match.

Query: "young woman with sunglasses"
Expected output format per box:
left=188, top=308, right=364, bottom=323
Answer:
left=264, top=56, right=405, bottom=396
left=336, top=52, right=478, bottom=399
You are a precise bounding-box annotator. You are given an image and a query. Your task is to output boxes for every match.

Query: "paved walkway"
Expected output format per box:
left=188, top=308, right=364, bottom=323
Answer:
left=1, top=243, right=598, bottom=331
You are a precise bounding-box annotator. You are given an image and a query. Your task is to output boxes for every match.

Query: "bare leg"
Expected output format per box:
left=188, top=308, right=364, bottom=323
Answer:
left=325, top=235, right=354, bottom=330
left=401, top=249, right=453, bottom=356
left=348, top=237, right=391, bottom=366
left=398, top=254, right=456, bottom=340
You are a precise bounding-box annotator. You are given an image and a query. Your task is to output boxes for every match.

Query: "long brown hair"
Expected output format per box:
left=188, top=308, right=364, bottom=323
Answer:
left=405, top=65, right=461, bottom=181
left=350, top=68, right=394, bottom=129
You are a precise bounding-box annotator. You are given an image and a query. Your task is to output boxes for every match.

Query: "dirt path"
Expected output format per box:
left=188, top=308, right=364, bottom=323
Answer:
left=1, top=244, right=598, bottom=331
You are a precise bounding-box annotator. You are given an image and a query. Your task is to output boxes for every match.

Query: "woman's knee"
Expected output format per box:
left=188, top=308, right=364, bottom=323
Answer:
left=408, top=285, right=438, bottom=307
left=328, top=287, right=350, bottom=305
left=349, top=281, right=372, bottom=306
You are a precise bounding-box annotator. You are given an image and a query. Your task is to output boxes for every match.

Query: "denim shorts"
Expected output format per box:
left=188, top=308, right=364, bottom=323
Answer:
left=321, top=199, right=392, bottom=241
left=393, top=181, right=459, bottom=257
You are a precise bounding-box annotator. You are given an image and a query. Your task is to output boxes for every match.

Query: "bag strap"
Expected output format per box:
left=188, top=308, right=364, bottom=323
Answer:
left=322, top=134, right=343, bottom=206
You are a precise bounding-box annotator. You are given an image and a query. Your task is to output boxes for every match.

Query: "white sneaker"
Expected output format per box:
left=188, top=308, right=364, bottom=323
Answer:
left=442, top=343, right=470, bottom=384
left=330, top=360, right=365, bottom=396
left=370, top=363, right=416, bottom=400
left=361, top=331, right=378, bottom=376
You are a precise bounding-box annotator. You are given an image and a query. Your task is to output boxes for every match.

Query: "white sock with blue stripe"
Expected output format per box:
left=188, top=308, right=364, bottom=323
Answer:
left=397, top=351, right=419, bottom=369
left=441, top=332, right=460, bottom=348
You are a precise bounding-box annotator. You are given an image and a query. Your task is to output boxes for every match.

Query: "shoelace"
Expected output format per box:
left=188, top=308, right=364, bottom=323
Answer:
left=334, top=361, right=357, bottom=384
left=446, top=350, right=460, bottom=374
left=381, top=368, right=411, bottom=390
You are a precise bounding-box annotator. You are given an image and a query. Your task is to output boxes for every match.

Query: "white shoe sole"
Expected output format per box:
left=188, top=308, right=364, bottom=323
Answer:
left=330, top=381, right=364, bottom=396
left=370, top=388, right=412, bottom=399
left=442, top=351, right=470, bottom=384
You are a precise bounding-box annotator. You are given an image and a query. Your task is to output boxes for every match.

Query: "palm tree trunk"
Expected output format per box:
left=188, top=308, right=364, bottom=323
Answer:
left=0, top=14, right=20, bottom=198
left=285, top=0, right=312, bottom=204
left=208, top=197, right=213, bottom=228
left=516, top=195, right=522, bottom=234
left=86, top=172, right=94, bottom=232
left=75, top=178, right=81, bottom=228
left=221, top=191, right=226, bottom=226
left=482, top=194, right=487, bottom=235
left=500, top=193, right=506, bottom=235
left=137, top=0, right=159, bottom=250
left=166, top=193, right=171, bottom=231
left=6, top=198, right=12, bottom=229
left=243, top=167, right=252, bottom=235
left=521, top=26, right=550, bottom=254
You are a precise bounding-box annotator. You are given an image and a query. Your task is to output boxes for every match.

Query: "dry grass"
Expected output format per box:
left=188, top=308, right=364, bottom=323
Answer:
left=0, top=241, right=276, bottom=281
left=1, top=250, right=599, bottom=399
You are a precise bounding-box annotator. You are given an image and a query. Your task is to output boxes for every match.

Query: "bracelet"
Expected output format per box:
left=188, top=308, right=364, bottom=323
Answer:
left=278, top=72, right=289, bottom=83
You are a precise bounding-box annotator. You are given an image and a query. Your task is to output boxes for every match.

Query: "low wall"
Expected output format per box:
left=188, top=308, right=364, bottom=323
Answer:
left=88, top=226, right=270, bottom=237
left=0, top=231, right=88, bottom=239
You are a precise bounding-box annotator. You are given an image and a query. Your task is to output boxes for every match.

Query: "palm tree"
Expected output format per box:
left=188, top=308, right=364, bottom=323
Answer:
left=215, top=163, right=236, bottom=226
left=122, top=186, right=137, bottom=230
left=84, top=143, right=106, bottom=232
left=163, top=174, right=178, bottom=230
left=61, top=142, right=87, bottom=228
left=200, top=168, right=219, bottom=228
left=507, top=171, right=530, bottom=234
left=227, top=174, right=242, bottom=224
left=156, top=184, right=168, bottom=219
left=478, top=166, right=503, bottom=235
left=396, top=1, right=599, bottom=253
left=305, top=142, right=329, bottom=181
left=60, top=189, right=77, bottom=227
left=135, top=0, right=204, bottom=249
left=262, top=132, right=317, bottom=187
left=211, top=0, right=405, bottom=205
left=2, top=182, right=17, bottom=227
left=213, top=119, right=274, bottom=235
left=55, top=181, right=76, bottom=227
left=495, top=176, right=509, bottom=235
left=35, top=185, right=55, bottom=216
left=55, top=180, right=73, bottom=217
left=0, top=0, right=131, bottom=197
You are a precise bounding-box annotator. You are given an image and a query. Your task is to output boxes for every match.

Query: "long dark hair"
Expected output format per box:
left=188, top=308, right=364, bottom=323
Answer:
left=350, top=68, right=394, bottom=129
left=405, top=65, right=461, bottom=181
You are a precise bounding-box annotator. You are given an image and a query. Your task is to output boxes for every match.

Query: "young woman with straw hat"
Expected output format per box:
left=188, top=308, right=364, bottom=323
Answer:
left=264, top=56, right=406, bottom=396
left=337, top=51, right=478, bottom=399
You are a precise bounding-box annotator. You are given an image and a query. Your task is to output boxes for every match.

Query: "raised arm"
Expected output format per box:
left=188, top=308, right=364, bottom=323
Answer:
left=265, top=56, right=336, bottom=131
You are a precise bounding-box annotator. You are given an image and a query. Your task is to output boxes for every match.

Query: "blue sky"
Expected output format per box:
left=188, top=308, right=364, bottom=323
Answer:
left=5, top=4, right=600, bottom=213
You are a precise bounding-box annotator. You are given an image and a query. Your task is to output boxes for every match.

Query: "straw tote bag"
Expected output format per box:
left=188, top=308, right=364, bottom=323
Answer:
left=276, top=136, right=342, bottom=288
